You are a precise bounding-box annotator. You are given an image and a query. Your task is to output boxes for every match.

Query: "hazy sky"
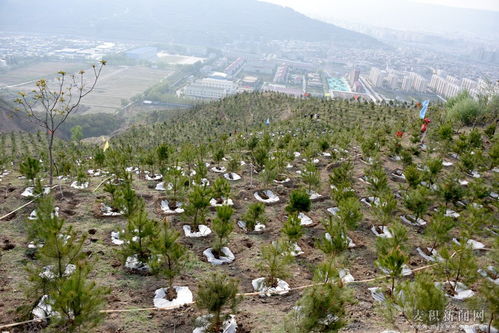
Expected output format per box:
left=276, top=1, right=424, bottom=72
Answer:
left=259, top=0, right=499, bottom=39
left=261, top=0, right=499, bottom=13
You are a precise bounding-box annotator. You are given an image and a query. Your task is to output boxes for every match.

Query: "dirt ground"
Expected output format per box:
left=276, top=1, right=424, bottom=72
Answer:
left=0, top=147, right=496, bottom=333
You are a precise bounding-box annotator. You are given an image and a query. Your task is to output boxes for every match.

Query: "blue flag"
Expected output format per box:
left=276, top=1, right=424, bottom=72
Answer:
left=419, top=100, right=430, bottom=119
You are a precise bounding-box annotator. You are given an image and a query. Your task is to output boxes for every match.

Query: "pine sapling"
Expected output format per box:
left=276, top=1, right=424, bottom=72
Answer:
left=286, top=188, right=311, bottom=214
left=257, top=241, right=293, bottom=288
left=196, top=272, right=240, bottom=333
left=242, top=202, right=266, bottom=232
left=211, top=205, right=234, bottom=258
left=149, top=220, right=187, bottom=301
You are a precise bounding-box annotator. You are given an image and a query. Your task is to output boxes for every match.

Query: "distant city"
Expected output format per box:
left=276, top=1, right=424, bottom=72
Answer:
left=1, top=32, right=498, bottom=105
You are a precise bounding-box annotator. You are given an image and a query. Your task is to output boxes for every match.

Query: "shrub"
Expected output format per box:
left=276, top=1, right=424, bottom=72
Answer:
left=183, top=184, right=212, bottom=232
left=242, top=202, right=266, bottom=231
left=403, top=186, right=430, bottom=221
left=396, top=274, right=447, bottom=329
left=49, top=262, right=109, bottom=333
left=446, top=95, right=482, bottom=126
left=121, top=208, right=158, bottom=263
left=281, top=214, right=304, bottom=244
left=317, top=217, right=349, bottom=256
left=337, top=196, right=363, bottom=230
left=292, top=281, right=349, bottom=332
left=149, top=220, right=186, bottom=300
left=211, top=205, right=234, bottom=255
left=257, top=241, right=293, bottom=288
left=196, top=272, right=240, bottom=333
left=286, top=189, right=311, bottom=214
left=20, top=156, right=41, bottom=185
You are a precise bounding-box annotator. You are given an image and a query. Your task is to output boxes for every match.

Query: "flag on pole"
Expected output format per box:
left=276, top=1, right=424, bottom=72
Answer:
left=419, top=100, right=430, bottom=119
left=103, top=140, right=109, bottom=152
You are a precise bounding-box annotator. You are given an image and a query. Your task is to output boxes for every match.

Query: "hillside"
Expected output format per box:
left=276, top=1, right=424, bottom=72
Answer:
left=0, top=94, right=497, bottom=332
left=0, top=98, right=33, bottom=133
left=0, top=0, right=381, bottom=47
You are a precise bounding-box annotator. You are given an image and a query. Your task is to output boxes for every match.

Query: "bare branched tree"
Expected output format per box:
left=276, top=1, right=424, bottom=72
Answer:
left=14, top=60, right=106, bottom=185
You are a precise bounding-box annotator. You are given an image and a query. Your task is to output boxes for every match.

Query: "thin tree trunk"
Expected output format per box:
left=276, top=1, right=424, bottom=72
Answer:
left=48, top=133, right=54, bottom=186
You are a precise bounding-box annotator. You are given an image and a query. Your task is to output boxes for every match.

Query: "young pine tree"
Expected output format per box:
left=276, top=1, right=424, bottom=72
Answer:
left=183, top=184, right=212, bottom=233
left=211, top=205, right=234, bottom=257
left=286, top=188, right=312, bottom=214
left=337, top=196, right=363, bottom=230
left=149, top=220, right=187, bottom=301
left=242, top=202, right=266, bottom=232
left=257, top=241, right=293, bottom=288
left=196, top=272, right=240, bottom=333
left=317, top=216, right=349, bottom=257
left=424, top=209, right=454, bottom=251
left=281, top=214, right=304, bottom=245
left=20, top=156, right=42, bottom=186
left=375, top=222, right=409, bottom=296
left=302, top=162, right=320, bottom=192
left=436, top=242, right=477, bottom=295
left=49, top=261, right=109, bottom=333
left=396, top=274, right=447, bottom=331
left=121, top=208, right=158, bottom=264
left=403, top=186, right=430, bottom=222
left=292, top=279, right=349, bottom=332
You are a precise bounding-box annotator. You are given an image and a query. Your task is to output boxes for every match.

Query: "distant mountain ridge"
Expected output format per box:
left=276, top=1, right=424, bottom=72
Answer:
left=0, top=0, right=381, bottom=47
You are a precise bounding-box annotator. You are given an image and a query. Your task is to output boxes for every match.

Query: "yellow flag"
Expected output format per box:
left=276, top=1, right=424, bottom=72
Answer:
left=103, top=140, right=109, bottom=152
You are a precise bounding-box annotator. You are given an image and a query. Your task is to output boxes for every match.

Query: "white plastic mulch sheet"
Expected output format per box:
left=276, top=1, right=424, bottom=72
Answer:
left=183, top=225, right=212, bottom=238
left=254, top=190, right=279, bottom=204
left=339, top=269, right=354, bottom=283
left=361, top=196, right=380, bottom=207
left=371, top=226, right=393, bottom=238
left=273, top=177, right=290, bottom=184
left=237, top=220, right=266, bottom=232
left=29, top=207, right=59, bottom=220
left=193, top=314, right=237, bottom=333
left=368, top=287, right=386, bottom=303
left=223, top=173, right=241, bottom=181
left=100, top=203, right=123, bottom=216
left=478, top=266, right=499, bottom=285
left=400, top=215, right=427, bottom=227
left=327, top=207, right=339, bottom=216
left=416, top=247, right=443, bottom=262
left=70, top=181, right=89, bottom=189
left=39, top=264, right=76, bottom=280
left=307, top=190, right=322, bottom=200
left=21, top=186, right=51, bottom=197
left=298, top=212, right=313, bottom=226
left=460, top=324, right=498, bottom=333
left=452, top=238, right=485, bottom=250
left=203, top=247, right=235, bottom=265
left=125, top=255, right=150, bottom=272
left=210, top=198, right=234, bottom=207
left=160, top=200, right=185, bottom=214
left=289, top=242, right=304, bottom=257
left=155, top=182, right=173, bottom=191
left=377, top=263, right=412, bottom=276
left=325, top=232, right=356, bottom=248
left=211, top=166, right=227, bottom=173
left=145, top=174, right=163, bottom=181
left=435, top=281, right=474, bottom=300
left=252, top=277, right=290, bottom=297
left=153, top=286, right=193, bottom=309
left=111, top=231, right=125, bottom=245
left=32, top=295, right=54, bottom=320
